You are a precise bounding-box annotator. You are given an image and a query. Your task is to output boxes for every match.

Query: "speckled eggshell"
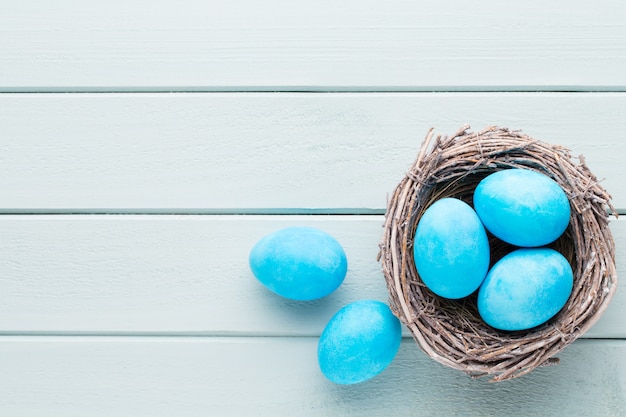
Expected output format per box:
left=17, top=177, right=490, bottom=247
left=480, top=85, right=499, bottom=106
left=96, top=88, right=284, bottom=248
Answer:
left=249, top=227, right=347, bottom=300
left=473, top=169, right=571, bottom=247
left=317, top=300, right=402, bottom=385
left=413, top=198, right=490, bottom=299
left=478, top=248, right=574, bottom=331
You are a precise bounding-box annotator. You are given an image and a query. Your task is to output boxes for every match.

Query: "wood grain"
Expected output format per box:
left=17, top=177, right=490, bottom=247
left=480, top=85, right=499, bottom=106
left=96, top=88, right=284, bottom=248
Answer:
left=0, top=336, right=624, bottom=417
left=1, top=92, right=625, bottom=211
left=1, top=0, right=625, bottom=91
left=0, top=215, right=622, bottom=338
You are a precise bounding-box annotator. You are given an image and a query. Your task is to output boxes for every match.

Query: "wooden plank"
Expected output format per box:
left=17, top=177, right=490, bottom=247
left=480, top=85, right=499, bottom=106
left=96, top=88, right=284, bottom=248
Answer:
left=1, top=92, right=625, bottom=211
left=0, top=336, right=624, bottom=416
left=0, top=215, right=622, bottom=337
left=1, top=0, right=625, bottom=91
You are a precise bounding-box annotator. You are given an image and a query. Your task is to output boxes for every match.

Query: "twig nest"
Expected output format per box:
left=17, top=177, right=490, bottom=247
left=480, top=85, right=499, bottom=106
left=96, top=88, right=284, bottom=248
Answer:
left=378, top=125, right=618, bottom=381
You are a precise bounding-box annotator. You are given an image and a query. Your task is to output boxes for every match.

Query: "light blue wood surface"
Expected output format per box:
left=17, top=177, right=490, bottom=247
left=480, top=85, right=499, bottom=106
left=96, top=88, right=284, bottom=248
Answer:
left=0, top=1, right=624, bottom=415
left=0, top=215, right=624, bottom=338
left=1, top=337, right=625, bottom=417
left=1, top=0, right=625, bottom=91
left=1, top=93, right=625, bottom=211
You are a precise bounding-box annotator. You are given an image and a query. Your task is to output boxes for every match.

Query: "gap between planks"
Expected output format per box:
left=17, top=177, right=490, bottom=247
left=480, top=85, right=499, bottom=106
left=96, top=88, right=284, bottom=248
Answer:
left=0, top=333, right=621, bottom=342
left=4, top=87, right=626, bottom=94
left=0, top=209, right=623, bottom=216
left=0, top=209, right=387, bottom=216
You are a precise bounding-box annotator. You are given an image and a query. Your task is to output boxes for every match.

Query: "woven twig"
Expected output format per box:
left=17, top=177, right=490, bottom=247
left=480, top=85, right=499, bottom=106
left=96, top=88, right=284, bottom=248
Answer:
left=378, top=125, right=618, bottom=382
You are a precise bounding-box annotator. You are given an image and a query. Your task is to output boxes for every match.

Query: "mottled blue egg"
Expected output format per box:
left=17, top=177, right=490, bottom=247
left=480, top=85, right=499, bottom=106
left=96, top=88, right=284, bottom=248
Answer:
left=413, top=198, right=490, bottom=299
left=478, top=248, right=574, bottom=331
left=249, top=227, right=347, bottom=300
left=318, top=300, right=402, bottom=384
left=473, top=169, right=570, bottom=247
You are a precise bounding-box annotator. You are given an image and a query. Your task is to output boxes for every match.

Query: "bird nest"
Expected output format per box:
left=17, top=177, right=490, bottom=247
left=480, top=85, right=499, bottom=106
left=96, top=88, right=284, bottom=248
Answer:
left=378, top=125, right=618, bottom=381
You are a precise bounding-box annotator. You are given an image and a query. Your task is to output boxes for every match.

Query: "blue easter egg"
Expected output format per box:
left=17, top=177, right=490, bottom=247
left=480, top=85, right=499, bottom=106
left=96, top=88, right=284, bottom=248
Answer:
left=249, top=226, right=347, bottom=300
left=318, top=300, right=402, bottom=384
left=478, top=248, right=574, bottom=331
left=473, top=169, right=570, bottom=247
left=413, top=198, right=490, bottom=299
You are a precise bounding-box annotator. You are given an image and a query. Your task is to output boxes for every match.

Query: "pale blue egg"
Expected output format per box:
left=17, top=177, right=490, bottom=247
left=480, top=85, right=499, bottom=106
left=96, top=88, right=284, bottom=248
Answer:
left=478, top=248, right=574, bottom=331
left=473, top=169, right=570, bottom=247
left=413, top=198, right=490, bottom=299
left=318, top=300, right=402, bottom=384
left=249, top=227, right=347, bottom=300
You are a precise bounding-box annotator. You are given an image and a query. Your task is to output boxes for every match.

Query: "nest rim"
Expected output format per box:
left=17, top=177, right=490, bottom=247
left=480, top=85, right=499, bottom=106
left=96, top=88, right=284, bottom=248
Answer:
left=378, top=125, right=618, bottom=382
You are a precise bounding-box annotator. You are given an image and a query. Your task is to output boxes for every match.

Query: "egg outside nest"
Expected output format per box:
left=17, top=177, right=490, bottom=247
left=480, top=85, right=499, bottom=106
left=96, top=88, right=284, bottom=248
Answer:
left=378, top=125, right=618, bottom=382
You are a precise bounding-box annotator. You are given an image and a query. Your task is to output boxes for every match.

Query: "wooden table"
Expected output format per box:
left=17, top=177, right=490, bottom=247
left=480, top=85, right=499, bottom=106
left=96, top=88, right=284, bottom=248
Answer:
left=1, top=1, right=625, bottom=415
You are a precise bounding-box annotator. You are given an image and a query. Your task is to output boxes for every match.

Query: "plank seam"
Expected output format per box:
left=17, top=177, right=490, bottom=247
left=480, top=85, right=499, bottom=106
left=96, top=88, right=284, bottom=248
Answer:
left=3, top=88, right=626, bottom=94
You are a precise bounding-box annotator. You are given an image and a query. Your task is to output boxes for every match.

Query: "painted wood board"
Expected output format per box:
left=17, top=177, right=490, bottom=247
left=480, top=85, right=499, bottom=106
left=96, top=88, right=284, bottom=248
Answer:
left=0, top=215, right=622, bottom=338
left=0, top=336, right=624, bottom=417
left=1, top=92, right=625, bottom=211
left=1, top=0, right=625, bottom=91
